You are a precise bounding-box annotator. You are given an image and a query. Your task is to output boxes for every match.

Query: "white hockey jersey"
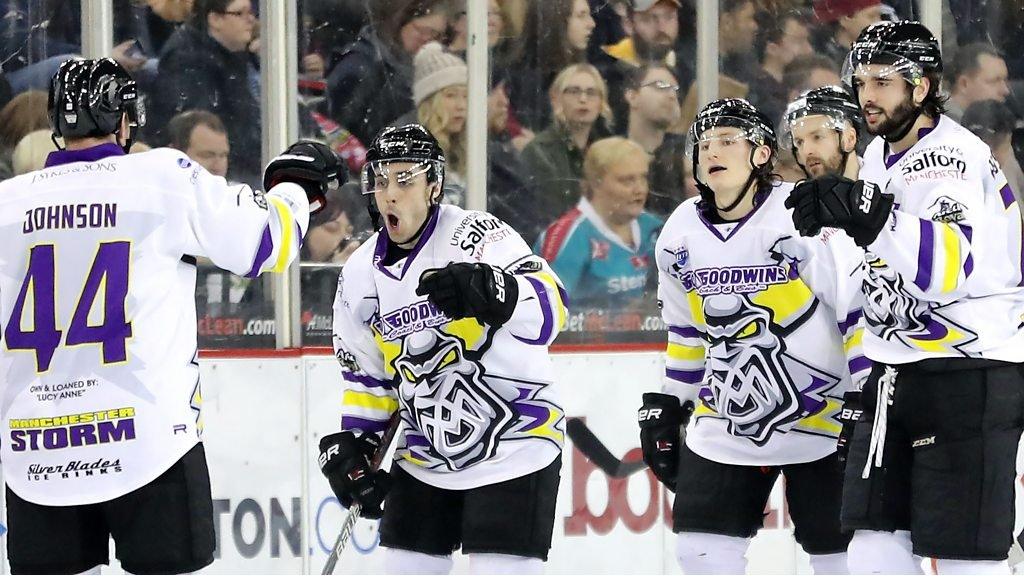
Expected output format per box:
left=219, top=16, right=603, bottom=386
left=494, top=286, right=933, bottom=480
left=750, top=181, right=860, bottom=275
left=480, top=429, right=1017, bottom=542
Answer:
left=333, top=204, right=567, bottom=490
left=656, top=183, right=867, bottom=466
left=859, top=116, right=1024, bottom=363
left=0, top=144, right=308, bottom=505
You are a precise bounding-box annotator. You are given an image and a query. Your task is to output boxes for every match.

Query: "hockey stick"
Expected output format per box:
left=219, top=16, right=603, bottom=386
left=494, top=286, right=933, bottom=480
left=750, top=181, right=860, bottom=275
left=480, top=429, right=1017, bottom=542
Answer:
left=321, top=413, right=402, bottom=575
left=566, top=417, right=647, bottom=478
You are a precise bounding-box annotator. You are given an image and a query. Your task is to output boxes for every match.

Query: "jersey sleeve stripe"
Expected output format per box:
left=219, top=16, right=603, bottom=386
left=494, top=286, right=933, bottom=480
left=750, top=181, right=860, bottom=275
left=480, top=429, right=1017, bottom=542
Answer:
left=267, top=196, right=297, bottom=273
left=342, top=390, right=399, bottom=412
left=668, top=325, right=702, bottom=338
left=341, top=415, right=390, bottom=433
left=530, top=270, right=568, bottom=330
left=940, top=223, right=960, bottom=293
left=837, top=310, right=862, bottom=335
left=515, top=276, right=555, bottom=345
left=342, top=371, right=392, bottom=390
left=666, top=367, right=704, bottom=384
left=1000, top=184, right=1016, bottom=210
left=848, top=354, right=871, bottom=375
left=913, top=219, right=934, bottom=291
left=667, top=343, right=704, bottom=361
left=245, top=225, right=274, bottom=278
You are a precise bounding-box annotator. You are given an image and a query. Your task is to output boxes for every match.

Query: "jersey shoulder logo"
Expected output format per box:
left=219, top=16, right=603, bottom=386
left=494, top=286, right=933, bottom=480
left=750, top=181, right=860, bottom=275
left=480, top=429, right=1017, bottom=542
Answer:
left=927, top=195, right=965, bottom=223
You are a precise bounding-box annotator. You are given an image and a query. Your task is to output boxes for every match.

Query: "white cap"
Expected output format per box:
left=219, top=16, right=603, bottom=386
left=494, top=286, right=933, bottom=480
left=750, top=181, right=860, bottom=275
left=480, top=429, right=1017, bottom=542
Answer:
left=412, top=42, right=467, bottom=106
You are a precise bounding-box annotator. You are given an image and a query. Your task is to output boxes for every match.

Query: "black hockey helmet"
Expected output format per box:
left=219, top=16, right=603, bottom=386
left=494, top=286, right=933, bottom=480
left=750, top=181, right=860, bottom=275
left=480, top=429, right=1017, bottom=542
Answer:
left=48, top=58, right=144, bottom=151
left=361, top=124, right=446, bottom=202
left=842, top=21, right=942, bottom=89
left=783, top=85, right=862, bottom=177
left=686, top=98, right=777, bottom=213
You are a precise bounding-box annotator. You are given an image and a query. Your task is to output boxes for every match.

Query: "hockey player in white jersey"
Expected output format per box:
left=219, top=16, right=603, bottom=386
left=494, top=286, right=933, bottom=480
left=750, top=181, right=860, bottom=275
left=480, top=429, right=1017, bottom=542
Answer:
left=0, top=58, right=340, bottom=574
left=787, top=21, right=1024, bottom=574
left=638, top=98, right=867, bottom=574
left=321, top=124, right=567, bottom=575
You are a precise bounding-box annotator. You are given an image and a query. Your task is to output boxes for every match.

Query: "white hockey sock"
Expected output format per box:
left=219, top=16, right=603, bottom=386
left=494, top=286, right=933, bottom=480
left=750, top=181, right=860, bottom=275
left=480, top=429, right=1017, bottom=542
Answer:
left=469, top=553, right=544, bottom=574
left=934, top=559, right=1010, bottom=575
left=810, top=552, right=849, bottom=574
left=675, top=532, right=750, bottom=574
left=848, top=530, right=922, bottom=574
left=383, top=548, right=454, bottom=574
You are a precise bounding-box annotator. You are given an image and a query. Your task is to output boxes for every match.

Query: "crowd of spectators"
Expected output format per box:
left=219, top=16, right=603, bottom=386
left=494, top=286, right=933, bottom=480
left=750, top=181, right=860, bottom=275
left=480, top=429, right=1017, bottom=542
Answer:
left=3, top=0, right=1024, bottom=343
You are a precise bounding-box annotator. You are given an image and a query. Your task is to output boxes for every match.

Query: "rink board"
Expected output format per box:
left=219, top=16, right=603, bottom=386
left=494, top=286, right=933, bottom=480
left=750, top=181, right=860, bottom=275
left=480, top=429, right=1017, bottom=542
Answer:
left=2, top=351, right=1019, bottom=574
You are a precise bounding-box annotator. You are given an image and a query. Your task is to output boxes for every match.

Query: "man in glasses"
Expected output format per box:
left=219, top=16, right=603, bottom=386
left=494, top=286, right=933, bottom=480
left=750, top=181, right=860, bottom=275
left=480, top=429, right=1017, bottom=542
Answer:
left=624, top=63, right=688, bottom=216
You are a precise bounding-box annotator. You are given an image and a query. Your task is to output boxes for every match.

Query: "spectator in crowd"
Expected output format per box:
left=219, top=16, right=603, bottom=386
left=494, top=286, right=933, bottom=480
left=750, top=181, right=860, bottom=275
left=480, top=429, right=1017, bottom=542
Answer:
left=112, top=0, right=194, bottom=90
left=536, top=137, right=661, bottom=309
left=1, top=1, right=79, bottom=94
left=747, top=10, right=814, bottom=122
left=507, top=0, right=595, bottom=131
left=325, top=0, right=450, bottom=146
left=446, top=0, right=506, bottom=54
left=596, top=0, right=691, bottom=135
left=0, top=73, right=12, bottom=110
left=302, top=0, right=370, bottom=78
left=11, top=130, right=55, bottom=176
left=148, top=0, right=261, bottom=185
left=521, top=63, right=613, bottom=231
left=0, top=90, right=49, bottom=180
left=944, top=43, right=1011, bottom=123
left=811, top=0, right=882, bottom=66
left=624, top=63, right=686, bottom=218
left=962, top=99, right=1024, bottom=208
left=487, top=73, right=544, bottom=245
left=166, top=110, right=231, bottom=178
left=782, top=53, right=843, bottom=103
left=719, top=0, right=761, bottom=84
left=392, top=42, right=468, bottom=204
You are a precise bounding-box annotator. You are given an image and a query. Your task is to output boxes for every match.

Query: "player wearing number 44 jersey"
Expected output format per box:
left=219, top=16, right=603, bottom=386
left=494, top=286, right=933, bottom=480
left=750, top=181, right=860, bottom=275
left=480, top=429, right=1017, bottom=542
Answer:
left=0, top=59, right=341, bottom=575
left=639, top=97, right=868, bottom=575
left=323, top=124, right=567, bottom=575
left=788, top=21, right=1024, bottom=574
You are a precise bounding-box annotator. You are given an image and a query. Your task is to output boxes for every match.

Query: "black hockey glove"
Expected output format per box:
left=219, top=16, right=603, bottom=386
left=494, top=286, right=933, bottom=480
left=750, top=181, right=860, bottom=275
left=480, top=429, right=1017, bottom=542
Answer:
left=638, top=393, right=693, bottom=491
left=318, top=430, right=390, bottom=519
left=416, top=263, right=519, bottom=326
left=785, top=175, right=894, bottom=247
left=836, top=390, right=863, bottom=465
left=264, top=140, right=344, bottom=216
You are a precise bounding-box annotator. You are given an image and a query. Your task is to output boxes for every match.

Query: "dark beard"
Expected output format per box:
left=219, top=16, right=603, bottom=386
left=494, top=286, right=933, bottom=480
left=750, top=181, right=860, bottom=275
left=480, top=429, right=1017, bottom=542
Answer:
left=634, top=35, right=673, bottom=62
left=866, top=98, right=918, bottom=137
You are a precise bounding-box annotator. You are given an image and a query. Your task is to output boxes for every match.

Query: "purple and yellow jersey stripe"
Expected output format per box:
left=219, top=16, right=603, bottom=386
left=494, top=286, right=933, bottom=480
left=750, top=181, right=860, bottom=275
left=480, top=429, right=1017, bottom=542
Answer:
left=664, top=324, right=706, bottom=397
left=513, top=269, right=569, bottom=346
left=245, top=194, right=305, bottom=277
left=998, top=184, right=1024, bottom=287
left=339, top=370, right=398, bottom=434
left=872, top=210, right=973, bottom=299
left=838, top=310, right=870, bottom=386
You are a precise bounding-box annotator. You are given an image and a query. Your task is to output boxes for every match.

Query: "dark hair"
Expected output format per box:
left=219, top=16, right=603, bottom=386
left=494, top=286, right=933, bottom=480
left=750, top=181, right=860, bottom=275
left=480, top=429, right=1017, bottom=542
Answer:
left=369, top=0, right=451, bottom=53
left=944, top=42, right=1004, bottom=87
left=514, top=0, right=587, bottom=77
left=782, top=54, right=838, bottom=93
left=920, top=69, right=948, bottom=118
left=721, top=0, right=753, bottom=16
left=754, top=10, right=809, bottom=63
left=962, top=99, right=1016, bottom=145
left=191, top=0, right=236, bottom=30
left=166, top=110, right=227, bottom=150
left=625, top=62, right=676, bottom=91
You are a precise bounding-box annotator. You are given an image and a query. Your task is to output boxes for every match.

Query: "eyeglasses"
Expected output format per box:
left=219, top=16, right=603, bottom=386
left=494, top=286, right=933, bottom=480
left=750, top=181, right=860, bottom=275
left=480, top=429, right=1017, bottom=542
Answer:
left=563, top=86, right=600, bottom=99
left=641, top=80, right=680, bottom=93
left=220, top=7, right=255, bottom=19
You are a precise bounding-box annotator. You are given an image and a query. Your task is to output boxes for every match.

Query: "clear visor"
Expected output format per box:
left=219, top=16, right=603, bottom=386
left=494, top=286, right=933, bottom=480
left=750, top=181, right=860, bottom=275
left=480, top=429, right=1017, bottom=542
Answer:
left=781, top=111, right=848, bottom=149
left=685, top=122, right=761, bottom=160
left=842, top=47, right=924, bottom=89
left=359, top=160, right=434, bottom=195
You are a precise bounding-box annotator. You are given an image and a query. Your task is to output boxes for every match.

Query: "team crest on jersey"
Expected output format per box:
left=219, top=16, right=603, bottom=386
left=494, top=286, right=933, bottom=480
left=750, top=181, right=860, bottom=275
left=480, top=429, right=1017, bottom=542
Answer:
left=394, top=330, right=515, bottom=470
left=927, top=195, right=965, bottom=223
left=862, top=254, right=978, bottom=354
left=698, top=293, right=839, bottom=445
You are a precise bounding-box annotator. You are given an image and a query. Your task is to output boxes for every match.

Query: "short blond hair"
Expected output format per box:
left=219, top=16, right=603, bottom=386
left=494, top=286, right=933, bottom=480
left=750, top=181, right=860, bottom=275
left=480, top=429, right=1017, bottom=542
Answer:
left=549, top=63, right=614, bottom=128
left=583, top=137, right=650, bottom=186
left=12, top=130, right=56, bottom=175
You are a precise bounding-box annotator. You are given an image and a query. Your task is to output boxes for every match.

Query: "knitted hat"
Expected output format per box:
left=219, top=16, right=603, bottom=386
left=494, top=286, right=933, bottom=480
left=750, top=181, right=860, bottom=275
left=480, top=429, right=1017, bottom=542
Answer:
left=413, top=42, right=467, bottom=106
left=813, top=0, right=880, bottom=23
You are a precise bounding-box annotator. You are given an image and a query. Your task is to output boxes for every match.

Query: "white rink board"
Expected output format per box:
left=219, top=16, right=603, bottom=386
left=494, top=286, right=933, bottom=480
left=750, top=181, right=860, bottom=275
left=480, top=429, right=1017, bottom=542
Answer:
left=0, top=352, right=831, bottom=574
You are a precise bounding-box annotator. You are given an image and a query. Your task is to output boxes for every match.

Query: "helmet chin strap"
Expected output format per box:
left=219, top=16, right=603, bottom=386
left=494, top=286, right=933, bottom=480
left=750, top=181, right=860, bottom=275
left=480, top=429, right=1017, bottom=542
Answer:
left=881, top=100, right=923, bottom=143
left=715, top=146, right=761, bottom=213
